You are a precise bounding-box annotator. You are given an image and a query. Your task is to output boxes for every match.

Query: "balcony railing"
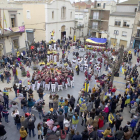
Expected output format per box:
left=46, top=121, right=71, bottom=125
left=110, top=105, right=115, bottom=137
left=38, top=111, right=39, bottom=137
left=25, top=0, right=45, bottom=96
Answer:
left=92, top=25, right=98, bottom=29
left=93, top=16, right=99, bottom=20
left=136, top=33, right=140, bottom=37
left=77, top=24, right=84, bottom=29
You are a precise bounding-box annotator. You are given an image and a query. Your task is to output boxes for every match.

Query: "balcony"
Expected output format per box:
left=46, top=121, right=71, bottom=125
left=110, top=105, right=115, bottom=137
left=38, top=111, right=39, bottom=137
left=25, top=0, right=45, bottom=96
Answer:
left=135, top=32, right=140, bottom=38
left=92, top=25, right=99, bottom=31
left=77, top=24, right=84, bottom=29
left=90, top=16, right=101, bottom=21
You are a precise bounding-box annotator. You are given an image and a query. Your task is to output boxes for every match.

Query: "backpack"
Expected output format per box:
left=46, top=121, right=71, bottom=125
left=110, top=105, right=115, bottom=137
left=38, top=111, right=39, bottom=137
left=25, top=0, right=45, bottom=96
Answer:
left=61, top=130, right=66, bottom=139
left=123, top=125, right=128, bottom=132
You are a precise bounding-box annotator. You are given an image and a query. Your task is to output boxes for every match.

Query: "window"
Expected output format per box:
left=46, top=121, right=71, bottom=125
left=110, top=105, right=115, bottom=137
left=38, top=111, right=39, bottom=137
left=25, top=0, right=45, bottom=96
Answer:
left=13, top=39, right=19, bottom=49
left=11, top=15, right=16, bottom=27
left=138, top=1, right=140, bottom=11
left=75, top=14, right=78, bottom=19
left=93, top=12, right=99, bottom=19
left=114, top=30, right=119, bottom=35
left=103, top=3, right=106, bottom=9
left=79, top=14, right=83, bottom=20
left=26, top=11, right=31, bottom=19
left=92, top=22, right=98, bottom=29
left=97, top=3, right=101, bottom=7
left=115, top=21, right=121, bottom=26
left=52, top=11, right=54, bottom=19
left=122, top=31, right=127, bottom=37
left=123, top=21, right=130, bottom=27
left=61, top=7, right=66, bottom=19
left=70, top=27, right=71, bottom=34
left=70, top=12, right=72, bottom=18
left=135, top=8, right=137, bottom=12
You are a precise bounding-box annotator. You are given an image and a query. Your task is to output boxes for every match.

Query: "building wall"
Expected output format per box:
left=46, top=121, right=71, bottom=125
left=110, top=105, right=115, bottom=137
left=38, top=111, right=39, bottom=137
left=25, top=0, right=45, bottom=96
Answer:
left=116, top=5, right=138, bottom=13
left=22, top=4, right=46, bottom=42
left=4, top=33, right=26, bottom=53
left=45, top=0, right=75, bottom=42
left=75, top=10, right=89, bottom=38
left=108, top=16, right=135, bottom=48
left=0, top=0, right=26, bottom=54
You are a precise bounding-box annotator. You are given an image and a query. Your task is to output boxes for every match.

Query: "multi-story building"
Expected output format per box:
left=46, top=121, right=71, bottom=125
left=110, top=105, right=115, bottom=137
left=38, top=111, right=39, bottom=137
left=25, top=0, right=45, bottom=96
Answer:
left=11, top=0, right=75, bottom=44
left=132, top=0, right=140, bottom=49
left=108, top=0, right=139, bottom=48
left=0, top=0, right=25, bottom=56
left=75, top=9, right=89, bottom=38
left=88, top=0, right=116, bottom=38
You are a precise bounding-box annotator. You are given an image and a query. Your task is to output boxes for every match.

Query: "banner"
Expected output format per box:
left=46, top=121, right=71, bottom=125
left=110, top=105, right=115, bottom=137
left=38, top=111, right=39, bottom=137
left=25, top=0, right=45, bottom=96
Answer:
left=4, top=12, right=7, bottom=28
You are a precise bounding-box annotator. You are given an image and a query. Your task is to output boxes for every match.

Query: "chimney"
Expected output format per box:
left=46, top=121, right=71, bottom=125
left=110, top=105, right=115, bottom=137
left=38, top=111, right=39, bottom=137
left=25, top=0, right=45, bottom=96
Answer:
left=94, top=0, right=97, bottom=8
left=117, top=0, right=120, bottom=4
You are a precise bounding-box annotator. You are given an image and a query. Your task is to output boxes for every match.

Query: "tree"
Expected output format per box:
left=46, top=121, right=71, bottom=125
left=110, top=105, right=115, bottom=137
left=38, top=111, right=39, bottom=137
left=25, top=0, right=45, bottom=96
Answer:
left=103, top=45, right=124, bottom=92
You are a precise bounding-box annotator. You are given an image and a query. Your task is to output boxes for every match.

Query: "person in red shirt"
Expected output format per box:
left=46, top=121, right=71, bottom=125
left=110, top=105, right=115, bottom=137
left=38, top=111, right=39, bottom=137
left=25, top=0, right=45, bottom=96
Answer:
left=111, top=86, right=117, bottom=96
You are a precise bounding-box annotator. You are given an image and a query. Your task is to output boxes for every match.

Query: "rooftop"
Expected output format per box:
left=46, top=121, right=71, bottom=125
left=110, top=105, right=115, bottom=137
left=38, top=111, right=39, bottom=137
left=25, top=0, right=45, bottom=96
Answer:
left=110, top=12, right=136, bottom=17
left=117, top=0, right=139, bottom=5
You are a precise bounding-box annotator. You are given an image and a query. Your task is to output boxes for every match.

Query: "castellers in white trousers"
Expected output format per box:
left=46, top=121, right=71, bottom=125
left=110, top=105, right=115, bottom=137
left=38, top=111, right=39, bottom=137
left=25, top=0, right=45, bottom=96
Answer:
left=65, top=83, right=68, bottom=90
left=51, top=84, right=56, bottom=92
left=32, top=84, right=35, bottom=91
left=70, top=81, right=73, bottom=88
left=37, top=83, right=40, bottom=91
left=45, top=84, right=50, bottom=91
left=58, top=85, right=63, bottom=91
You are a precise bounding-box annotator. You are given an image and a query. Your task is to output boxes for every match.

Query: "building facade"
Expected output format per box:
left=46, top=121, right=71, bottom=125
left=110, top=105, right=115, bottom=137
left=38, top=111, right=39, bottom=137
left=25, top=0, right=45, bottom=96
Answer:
left=108, top=0, right=139, bottom=48
left=0, top=0, right=25, bottom=56
left=13, top=0, right=75, bottom=43
left=132, top=0, right=140, bottom=49
left=88, top=0, right=116, bottom=39
left=75, top=9, right=89, bottom=38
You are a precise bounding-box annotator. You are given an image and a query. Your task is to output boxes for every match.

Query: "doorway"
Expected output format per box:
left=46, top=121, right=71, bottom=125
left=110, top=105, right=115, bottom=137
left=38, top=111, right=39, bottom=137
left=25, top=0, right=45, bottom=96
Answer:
left=61, top=25, right=66, bottom=39
left=61, top=31, right=66, bottom=39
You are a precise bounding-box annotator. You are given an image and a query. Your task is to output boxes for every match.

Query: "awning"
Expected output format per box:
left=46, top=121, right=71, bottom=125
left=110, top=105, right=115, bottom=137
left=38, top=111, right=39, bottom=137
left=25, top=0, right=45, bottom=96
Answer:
left=86, top=38, right=107, bottom=44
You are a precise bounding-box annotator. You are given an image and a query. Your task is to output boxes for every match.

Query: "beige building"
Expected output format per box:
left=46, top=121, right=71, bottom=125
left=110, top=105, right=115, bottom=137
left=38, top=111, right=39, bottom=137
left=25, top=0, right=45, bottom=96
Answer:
left=88, top=0, right=116, bottom=38
left=0, top=0, right=25, bottom=56
left=108, top=0, right=139, bottom=48
left=12, top=0, right=75, bottom=44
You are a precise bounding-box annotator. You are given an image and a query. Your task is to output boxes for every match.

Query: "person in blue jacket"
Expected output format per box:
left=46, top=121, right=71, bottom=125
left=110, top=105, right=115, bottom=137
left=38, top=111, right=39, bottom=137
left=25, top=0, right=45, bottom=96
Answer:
left=2, top=107, right=9, bottom=123
left=72, top=131, right=82, bottom=140
left=130, top=116, right=138, bottom=131
left=64, top=105, right=68, bottom=117
left=28, top=98, right=35, bottom=113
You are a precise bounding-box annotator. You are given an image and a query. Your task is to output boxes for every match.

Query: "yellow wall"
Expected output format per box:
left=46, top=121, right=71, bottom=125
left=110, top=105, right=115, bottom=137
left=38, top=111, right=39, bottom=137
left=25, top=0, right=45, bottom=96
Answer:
left=23, top=4, right=46, bottom=42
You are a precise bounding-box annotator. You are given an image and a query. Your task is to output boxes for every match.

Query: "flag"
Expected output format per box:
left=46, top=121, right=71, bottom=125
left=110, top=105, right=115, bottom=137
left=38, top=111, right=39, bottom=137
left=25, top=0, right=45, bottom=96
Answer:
left=4, top=12, right=7, bottom=28
left=0, top=17, right=2, bottom=29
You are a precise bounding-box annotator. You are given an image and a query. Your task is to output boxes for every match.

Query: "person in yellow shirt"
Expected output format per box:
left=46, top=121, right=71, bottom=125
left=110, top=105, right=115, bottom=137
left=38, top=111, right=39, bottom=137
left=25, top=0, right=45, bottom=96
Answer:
left=20, top=126, right=28, bottom=140
left=102, top=127, right=111, bottom=137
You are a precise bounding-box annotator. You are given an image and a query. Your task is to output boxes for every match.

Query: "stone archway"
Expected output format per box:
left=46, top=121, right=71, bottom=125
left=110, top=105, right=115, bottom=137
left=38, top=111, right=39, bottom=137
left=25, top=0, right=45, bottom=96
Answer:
left=61, top=25, right=66, bottom=39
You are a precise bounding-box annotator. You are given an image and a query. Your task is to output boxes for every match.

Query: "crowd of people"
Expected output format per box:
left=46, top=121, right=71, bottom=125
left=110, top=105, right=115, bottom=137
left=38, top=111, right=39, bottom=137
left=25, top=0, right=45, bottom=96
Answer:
left=0, top=38, right=140, bottom=140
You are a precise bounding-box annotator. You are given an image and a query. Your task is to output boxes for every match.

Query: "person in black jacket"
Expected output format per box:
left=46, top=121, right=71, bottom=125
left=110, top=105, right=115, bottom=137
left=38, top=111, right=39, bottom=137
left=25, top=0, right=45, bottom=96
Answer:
left=15, top=114, right=21, bottom=130
left=36, top=103, right=43, bottom=119
left=0, top=123, right=6, bottom=139
left=81, top=129, right=89, bottom=140
left=21, top=97, right=27, bottom=113
left=28, top=114, right=36, bottom=137
left=69, top=96, right=75, bottom=109
left=13, top=84, right=17, bottom=97
left=37, top=88, right=44, bottom=100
